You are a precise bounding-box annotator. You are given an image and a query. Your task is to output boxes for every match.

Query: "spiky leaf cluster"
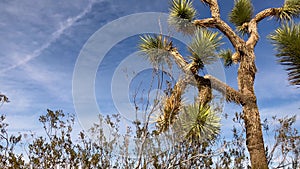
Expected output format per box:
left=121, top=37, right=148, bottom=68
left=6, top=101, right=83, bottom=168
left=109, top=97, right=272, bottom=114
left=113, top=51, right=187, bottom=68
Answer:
left=229, top=0, right=253, bottom=32
left=277, top=0, right=300, bottom=21
left=188, top=28, right=223, bottom=67
left=269, top=23, right=300, bottom=86
left=169, top=0, right=197, bottom=34
left=174, top=103, right=220, bottom=143
left=139, top=34, right=173, bottom=68
left=218, top=49, right=234, bottom=67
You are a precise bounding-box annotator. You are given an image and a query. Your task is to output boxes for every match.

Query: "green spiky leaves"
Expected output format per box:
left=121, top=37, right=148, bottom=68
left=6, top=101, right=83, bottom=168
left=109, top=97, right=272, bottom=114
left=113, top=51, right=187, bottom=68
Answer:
left=175, top=103, right=220, bottom=142
left=218, top=49, right=234, bottom=67
left=188, top=28, right=223, bottom=68
left=229, top=0, right=253, bottom=34
left=269, top=22, right=300, bottom=86
left=170, top=0, right=196, bottom=21
left=277, top=0, right=300, bottom=21
left=169, top=0, right=197, bottom=34
left=139, top=34, right=173, bottom=68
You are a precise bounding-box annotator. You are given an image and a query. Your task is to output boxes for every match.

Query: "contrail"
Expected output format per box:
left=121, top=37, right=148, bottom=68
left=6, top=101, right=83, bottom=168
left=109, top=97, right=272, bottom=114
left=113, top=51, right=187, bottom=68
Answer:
left=0, top=0, right=96, bottom=74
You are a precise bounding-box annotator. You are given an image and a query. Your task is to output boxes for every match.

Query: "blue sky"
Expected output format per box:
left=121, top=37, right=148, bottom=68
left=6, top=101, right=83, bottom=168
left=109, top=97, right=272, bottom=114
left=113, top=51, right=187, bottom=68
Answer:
left=0, top=0, right=299, bottom=144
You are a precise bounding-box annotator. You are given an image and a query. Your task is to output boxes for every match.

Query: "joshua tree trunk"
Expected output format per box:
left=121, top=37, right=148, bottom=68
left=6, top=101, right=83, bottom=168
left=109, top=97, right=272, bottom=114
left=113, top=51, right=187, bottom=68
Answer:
left=239, top=50, right=268, bottom=168
left=191, top=0, right=281, bottom=167
left=169, top=44, right=268, bottom=168
left=147, top=0, right=294, bottom=167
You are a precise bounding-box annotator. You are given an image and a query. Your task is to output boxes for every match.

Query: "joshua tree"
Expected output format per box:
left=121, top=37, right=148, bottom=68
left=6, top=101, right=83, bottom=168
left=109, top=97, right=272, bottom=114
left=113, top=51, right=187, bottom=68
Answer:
left=139, top=0, right=300, bottom=168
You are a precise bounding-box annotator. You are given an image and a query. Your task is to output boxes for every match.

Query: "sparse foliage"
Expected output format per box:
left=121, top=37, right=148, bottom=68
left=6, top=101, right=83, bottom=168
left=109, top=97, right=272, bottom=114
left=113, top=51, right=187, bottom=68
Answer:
left=0, top=110, right=298, bottom=168
left=269, top=22, right=300, bottom=86
left=168, top=0, right=197, bottom=34
left=188, top=28, right=223, bottom=66
left=218, top=49, right=234, bottom=67
left=229, top=0, right=253, bottom=34
left=277, top=0, right=300, bottom=21
left=139, top=34, right=173, bottom=68
left=174, top=103, right=221, bottom=143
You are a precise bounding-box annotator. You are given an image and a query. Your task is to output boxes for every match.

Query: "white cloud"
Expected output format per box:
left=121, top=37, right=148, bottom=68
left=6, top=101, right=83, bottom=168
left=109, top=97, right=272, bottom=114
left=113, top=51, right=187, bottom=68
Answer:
left=260, top=100, right=300, bottom=120
left=0, top=0, right=96, bottom=74
left=255, top=65, right=300, bottom=100
left=5, top=113, right=41, bottom=131
left=0, top=0, right=99, bottom=116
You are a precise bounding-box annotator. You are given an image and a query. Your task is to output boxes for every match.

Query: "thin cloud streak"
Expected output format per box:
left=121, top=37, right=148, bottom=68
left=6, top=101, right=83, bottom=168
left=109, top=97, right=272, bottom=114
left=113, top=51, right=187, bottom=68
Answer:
left=0, top=0, right=96, bottom=74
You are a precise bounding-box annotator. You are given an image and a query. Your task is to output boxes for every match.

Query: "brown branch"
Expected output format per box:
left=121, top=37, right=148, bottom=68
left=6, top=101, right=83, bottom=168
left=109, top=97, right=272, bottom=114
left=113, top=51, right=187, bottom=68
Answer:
left=169, top=47, right=188, bottom=72
left=209, top=0, right=244, bottom=50
left=215, top=20, right=245, bottom=51
left=252, top=8, right=281, bottom=23
left=194, top=0, right=245, bottom=52
left=192, top=18, right=216, bottom=28
left=168, top=47, right=245, bottom=105
left=246, top=8, right=281, bottom=48
left=204, top=75, right=246, bottom=105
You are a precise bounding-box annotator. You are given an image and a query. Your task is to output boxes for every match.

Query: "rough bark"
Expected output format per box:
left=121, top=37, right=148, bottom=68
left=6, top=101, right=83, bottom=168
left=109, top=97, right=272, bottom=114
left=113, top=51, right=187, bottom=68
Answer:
left=238, top=50, right=268, bottom=169
left=193, top=0, right=284, bottom=168
left=204, top=75, right=246, bottom=104
left=158, top=77, right=187, bottom=133
left=239, top=7, right=282, bottom=169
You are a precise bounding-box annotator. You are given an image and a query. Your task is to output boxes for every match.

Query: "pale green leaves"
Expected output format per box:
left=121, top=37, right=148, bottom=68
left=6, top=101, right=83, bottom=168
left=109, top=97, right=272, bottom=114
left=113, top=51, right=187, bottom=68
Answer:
left=218, top=49, right=233, bottom=68
left=188, top=28, right=223, bottom=68
left=139, top=28, right=223, bottom=70
left=169, top=0, right=197, bottom=34
left=169, top=0, right=196, bottom=21
left=277, top=0, right=300, bottom=21
left=229, top=0, right=253, bottom=34
left=139, top=34, right=173, bottom=68
left=269, top=22, right=300, bottom=86
left=175, top=103, right=221, bottom=142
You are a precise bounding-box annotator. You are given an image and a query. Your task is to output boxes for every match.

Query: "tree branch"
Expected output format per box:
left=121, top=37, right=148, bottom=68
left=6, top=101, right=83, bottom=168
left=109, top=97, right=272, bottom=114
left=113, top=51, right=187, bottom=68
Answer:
left=215, top=20, right=245, bottom=50
left=192, top=18, right=216, bottom=28
left=194, top=0, right=245, bottom=52
left=169, top=47, right=189, bottom=72
left=168, top=47, right=245, bottom=105
left=204, top=75, right=246, bottom=105
left=246, top=8, right=281, bottom=48
left=252, top=8, right=281, bottom=23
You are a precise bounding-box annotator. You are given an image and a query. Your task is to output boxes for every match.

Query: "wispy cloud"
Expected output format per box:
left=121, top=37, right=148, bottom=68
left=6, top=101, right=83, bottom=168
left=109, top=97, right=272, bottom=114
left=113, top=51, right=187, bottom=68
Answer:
left=260, top=100, right=300, bottom=119
left=0, top=0, right=96, bottom=73
left=255, top=65, right=300, bottom=100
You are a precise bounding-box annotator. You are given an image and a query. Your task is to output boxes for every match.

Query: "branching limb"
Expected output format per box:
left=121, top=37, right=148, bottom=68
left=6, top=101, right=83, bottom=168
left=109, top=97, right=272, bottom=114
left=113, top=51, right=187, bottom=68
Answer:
left=252, top=8, right=281, bottom=23
left=168, top=47, right=188, bottom=72
left=194, top=0, right=245, bottom=52
left=247, top=8, right=281, bottom=48
left=168, top=47, right=245, bottom=105
left=204, top=75, right=246, bottom=105
left=192, top=18, right=216, bottom=28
